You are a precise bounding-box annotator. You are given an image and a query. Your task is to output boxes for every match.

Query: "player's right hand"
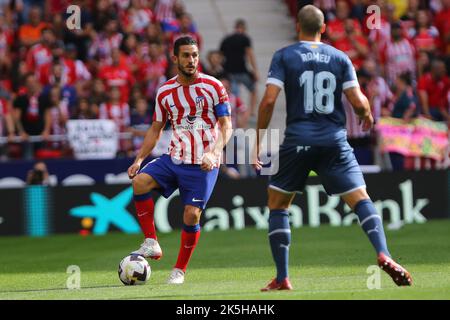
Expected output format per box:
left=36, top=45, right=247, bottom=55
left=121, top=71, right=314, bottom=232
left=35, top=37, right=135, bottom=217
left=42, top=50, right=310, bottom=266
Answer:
left=128, top=163, right=141, bottom=179
left=251, top=146, right=263, bottom=171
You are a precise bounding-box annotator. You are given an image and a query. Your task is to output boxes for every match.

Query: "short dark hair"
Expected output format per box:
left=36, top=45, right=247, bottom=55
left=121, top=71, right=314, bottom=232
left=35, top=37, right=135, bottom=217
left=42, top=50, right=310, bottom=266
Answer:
left=391, top=22, right=402, bottom=30
left=23, top=72, right=35, bottom=84
left=297, top=5, right=325, bottom=36
left=398, top=72, right=412, bottom=86
left=235, top=19, right=246, bottom=29
left=148, top=39, right=162, bottom=46
left=173, top=36, right=198, bottom=56
left=41, top=27, right=54, bottom=34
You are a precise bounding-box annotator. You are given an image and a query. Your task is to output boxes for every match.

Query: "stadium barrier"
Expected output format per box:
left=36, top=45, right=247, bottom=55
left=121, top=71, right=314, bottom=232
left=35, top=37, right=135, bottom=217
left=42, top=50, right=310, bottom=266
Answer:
left=1, top=170, right=449, bottom=236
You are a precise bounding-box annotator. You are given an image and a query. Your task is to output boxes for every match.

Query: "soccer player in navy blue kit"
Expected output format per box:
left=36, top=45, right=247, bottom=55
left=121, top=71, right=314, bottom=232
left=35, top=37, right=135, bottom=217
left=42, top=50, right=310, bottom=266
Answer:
left=254, top=5, right=412, bottom=291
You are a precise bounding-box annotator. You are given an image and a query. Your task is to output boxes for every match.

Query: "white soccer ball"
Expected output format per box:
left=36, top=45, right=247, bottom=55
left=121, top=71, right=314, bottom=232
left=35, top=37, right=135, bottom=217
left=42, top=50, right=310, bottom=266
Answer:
left=118, top=254, right=151, bottom=285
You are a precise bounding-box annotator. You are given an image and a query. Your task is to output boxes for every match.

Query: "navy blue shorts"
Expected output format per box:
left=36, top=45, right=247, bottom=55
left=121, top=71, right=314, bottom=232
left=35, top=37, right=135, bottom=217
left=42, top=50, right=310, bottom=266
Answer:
left=138, top=154, right=219, bottom=209
left=269, top=142, right=366, bottom=196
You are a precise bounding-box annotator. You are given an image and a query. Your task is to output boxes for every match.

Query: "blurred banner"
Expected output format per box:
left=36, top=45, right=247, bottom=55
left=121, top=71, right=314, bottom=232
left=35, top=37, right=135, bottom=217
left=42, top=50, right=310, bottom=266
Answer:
left=1, top=170, right=449, bottom=236
left=377, top=117, right=449, bottom=161
left=67, top=120, right=119, bottom=160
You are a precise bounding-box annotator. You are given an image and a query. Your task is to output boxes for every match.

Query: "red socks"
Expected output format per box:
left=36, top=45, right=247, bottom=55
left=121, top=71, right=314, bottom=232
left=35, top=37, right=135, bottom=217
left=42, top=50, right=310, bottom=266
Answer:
left=133, top=194, right=200, bottom=272
left=133, top=193, right=157, bottom=240
left=175, top=224, right=201, bottom=272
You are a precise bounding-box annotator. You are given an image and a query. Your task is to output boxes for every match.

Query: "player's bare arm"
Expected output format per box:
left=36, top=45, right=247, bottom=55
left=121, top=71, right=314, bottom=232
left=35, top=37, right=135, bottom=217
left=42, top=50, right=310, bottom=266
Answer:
left=201, top=115, right=232, bottom=171
left=344, top=86, right=374, bottom=132
left=253, top=84, right=281, bottom=170
left=128, top=120, right=165, bottom=179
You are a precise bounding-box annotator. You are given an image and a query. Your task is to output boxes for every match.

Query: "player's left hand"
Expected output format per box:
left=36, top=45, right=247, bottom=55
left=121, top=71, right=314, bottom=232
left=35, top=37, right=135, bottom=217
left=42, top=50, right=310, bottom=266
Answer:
left=201, top=152, right=218, bottom=171
left=360, top=113, right=374, bottom=131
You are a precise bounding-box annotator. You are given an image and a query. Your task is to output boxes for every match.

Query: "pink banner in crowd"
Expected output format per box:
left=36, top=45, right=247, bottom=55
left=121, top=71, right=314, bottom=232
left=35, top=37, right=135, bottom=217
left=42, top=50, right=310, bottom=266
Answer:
left=376, top=117, right=449, bottom=161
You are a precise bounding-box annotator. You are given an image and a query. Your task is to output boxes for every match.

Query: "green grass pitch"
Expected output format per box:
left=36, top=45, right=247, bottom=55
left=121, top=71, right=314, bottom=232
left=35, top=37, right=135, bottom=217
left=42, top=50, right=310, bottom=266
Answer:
left=0, top=220, right=449, bottom=300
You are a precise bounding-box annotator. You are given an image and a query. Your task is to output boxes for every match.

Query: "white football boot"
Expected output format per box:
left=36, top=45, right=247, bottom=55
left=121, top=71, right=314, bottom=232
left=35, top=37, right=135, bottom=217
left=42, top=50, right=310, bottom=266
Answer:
left=131, top=238, right=162, bottom=260
left=167, top=268, right=185, bottom=284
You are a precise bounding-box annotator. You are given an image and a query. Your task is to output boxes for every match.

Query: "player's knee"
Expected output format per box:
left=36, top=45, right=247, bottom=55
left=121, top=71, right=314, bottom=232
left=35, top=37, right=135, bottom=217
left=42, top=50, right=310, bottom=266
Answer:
left=267, top=189, right=294, bottom=210
left=342, top=188, right=370, bottom=210
left=132, top=174, right=151, bottom=194
left=183, top=206, right=201, bottom=225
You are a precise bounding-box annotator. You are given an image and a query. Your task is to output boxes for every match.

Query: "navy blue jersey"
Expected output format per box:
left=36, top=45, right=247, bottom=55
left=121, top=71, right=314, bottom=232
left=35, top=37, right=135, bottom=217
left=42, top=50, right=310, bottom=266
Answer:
left=267, top=41, right=359, bottom=146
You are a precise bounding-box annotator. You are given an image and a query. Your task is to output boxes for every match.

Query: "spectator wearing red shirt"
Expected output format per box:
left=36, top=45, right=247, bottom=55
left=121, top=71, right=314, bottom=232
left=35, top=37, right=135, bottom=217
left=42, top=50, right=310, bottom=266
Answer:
left=45, top=0, right=70, bottom=16
left=65, top=43, right=92, bottom=98
left=37, top=41, right=77, bottom=87
left=326, top=0, right=361, bottom=45
left=418, top=59, right=450, bottom=122
left=410, top=10, right=440, bottom=56
left=333, top=18, right=369, bottom=70
left=435, top=0, right=450, bottom=55
left=25, top=27, right=55, bottom=73
left=121, top=33, right=142, bottom=78
left=139, top=40, right=168, bottom=102
left=98, top=48, right=134, bottom=104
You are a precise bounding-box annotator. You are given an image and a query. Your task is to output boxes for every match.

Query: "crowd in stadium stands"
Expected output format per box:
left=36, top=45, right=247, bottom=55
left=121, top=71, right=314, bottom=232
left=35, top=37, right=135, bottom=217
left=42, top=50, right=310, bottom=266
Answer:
left=0, top=0, right=449, bottom=173
left=0, top=1, right=196, bottom=160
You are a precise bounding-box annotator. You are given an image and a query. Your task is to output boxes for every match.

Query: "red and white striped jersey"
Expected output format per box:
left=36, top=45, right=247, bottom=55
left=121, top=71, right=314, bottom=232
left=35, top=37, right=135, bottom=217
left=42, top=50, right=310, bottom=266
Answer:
left=99, top=101, right=131, bottom=132
left=382, top=39, right=416, bottom=85
left=228, top=93, right=247, bottom=129
left=154, top=0, right=176, bottom=22
left=153, top=73, right=230, bottom=164
left=26, top=44, right=52, bottom=72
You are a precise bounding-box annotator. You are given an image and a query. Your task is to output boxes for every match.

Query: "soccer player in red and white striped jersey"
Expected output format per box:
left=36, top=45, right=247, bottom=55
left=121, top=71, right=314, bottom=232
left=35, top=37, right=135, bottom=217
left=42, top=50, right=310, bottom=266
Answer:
left=127, top=36, right=232, bottom=284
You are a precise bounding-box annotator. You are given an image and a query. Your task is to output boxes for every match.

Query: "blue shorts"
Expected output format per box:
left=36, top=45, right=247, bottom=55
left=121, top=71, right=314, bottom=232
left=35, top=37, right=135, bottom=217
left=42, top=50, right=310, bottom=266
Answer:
left=269, top=142, right=366, bottom=196
left=138, top=154, right=219, bottom=209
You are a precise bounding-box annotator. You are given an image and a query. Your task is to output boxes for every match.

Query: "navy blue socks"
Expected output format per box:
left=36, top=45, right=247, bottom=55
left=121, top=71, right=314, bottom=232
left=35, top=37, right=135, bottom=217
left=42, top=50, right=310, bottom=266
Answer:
left=354, top=199, right=391, bottom=257
left=268, top=209, right=291, bottom=282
